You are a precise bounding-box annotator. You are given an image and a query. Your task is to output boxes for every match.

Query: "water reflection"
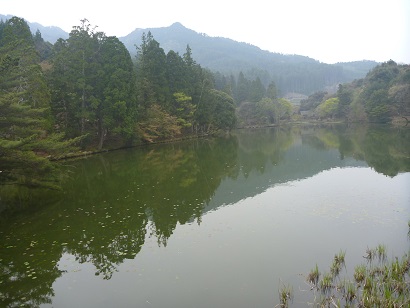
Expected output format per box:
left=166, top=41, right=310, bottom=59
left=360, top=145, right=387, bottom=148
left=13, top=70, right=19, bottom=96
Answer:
left=0, top=124, right=409, bottom=307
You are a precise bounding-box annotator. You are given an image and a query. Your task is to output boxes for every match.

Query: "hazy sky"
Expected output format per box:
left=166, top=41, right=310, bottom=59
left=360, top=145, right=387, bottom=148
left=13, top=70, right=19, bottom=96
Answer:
left=2, top=0, right=409, bottom=64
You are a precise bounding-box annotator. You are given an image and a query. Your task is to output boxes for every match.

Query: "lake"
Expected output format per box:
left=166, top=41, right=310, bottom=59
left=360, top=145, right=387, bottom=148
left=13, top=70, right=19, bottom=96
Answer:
left=1, top=124, right=409, bottom=307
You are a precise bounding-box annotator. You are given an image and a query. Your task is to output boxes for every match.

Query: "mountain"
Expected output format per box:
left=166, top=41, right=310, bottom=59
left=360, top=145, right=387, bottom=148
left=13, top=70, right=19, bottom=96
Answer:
left=120, top=22, right=378, bottom=95
left=0, top=14, right=68, bottom=43
left=121, top=22, right=319, bottom=67
left=0, top=16, right=378, bottom=95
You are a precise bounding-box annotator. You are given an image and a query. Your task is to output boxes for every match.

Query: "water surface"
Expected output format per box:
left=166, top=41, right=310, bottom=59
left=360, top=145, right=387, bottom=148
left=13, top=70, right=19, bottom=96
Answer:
left=1, top=124, right=409, bottom=307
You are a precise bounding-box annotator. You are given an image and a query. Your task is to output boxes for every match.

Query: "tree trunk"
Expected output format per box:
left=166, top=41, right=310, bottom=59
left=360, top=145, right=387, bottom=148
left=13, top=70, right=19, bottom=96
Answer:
left=98, top=118, right=106, bottom=150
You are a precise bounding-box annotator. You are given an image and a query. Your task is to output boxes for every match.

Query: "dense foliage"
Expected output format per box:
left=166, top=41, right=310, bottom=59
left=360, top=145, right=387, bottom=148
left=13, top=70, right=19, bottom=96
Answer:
left=1, top=17, right=409, bottom=195
left=0, top=17, right=80, bottom=191
left=120, top=22, right=378, bottom=95
left=300, top=60, right=410, bottom=123
left=0, top=17, right=239, bottom=192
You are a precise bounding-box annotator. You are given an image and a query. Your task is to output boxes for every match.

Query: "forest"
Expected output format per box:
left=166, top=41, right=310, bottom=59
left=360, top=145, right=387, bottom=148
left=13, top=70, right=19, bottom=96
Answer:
left=0, top=16, right=409, bottom=191
left=299, top=60, right=410, bottom=122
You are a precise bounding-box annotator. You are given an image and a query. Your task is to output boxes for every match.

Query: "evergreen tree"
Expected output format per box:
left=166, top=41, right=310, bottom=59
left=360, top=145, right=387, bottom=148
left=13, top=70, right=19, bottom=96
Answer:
left=250, top=77, right=266, bottom=102
left=49, top=20, right=137, bottom=148
left=33, top=29, right=53, bottom=61
left=166, top=50, right=187, bottom=95
left=48, top=19, right=102, bottom=137
left=183, top=44, right=195, bottom=67
left=0, top=17, right=78, bottom=189
left=94, top=36, right=137, bottom=148
left=266, top=81, right=278, bottom=100
left=236, top=71, right=250, bottom=103
left=135, top=32, right=169, bottom=112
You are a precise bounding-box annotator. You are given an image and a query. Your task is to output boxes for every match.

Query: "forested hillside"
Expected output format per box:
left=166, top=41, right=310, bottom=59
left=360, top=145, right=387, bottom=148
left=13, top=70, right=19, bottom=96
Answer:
left=0, top=14, right=69, bottom=43
left=120, top=22, right=378, bottom=95
left=300, top=60, right=410, bottom=123
left=0, top=15, right=379, bottom=96
left=0, top=17, right=237, bottom=191
left=1, top=16, right=407, bottom=196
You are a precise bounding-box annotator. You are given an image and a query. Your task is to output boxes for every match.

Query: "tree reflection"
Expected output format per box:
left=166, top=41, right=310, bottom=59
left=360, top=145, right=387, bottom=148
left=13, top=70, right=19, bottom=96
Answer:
left=236, top=126, right=296, bottom=176
left=0, top=136, right=239, bottom=306
left=302, top=124, right=410, bottom=176
left=1, top=124, right=409, bottom=307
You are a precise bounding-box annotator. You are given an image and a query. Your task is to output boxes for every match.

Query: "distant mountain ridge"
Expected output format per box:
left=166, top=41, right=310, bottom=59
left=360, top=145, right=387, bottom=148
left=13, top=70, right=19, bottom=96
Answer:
left=0, top=14, right=68, bottom=43
left=119, top=22, right=378, bottom=94
left=0, top=15, right=378, bottom=95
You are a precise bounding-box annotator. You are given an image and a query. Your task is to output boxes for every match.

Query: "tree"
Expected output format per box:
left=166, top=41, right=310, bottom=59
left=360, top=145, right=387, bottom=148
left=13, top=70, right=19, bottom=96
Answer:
left=250, top=77, right=265, bottom=102
left=136, top=104, right=181, bottom=143
left=135, top=32, right=169, bottom=112
left=0, top=17, right=79, bottom=189
left=337, top=84, right=353, bottom=117
left=266, top=81, right=278, bottom=100
left=172, top=92, right=196, bottom=130
left=33, top=29, right=53, bottom=61
left=48, top=19, right=102, bottom=138
left=256, top=98, right=276, bottom=125
left=166, top=50, right=187, bottom=95
left=183, top=44, right=195, bottom=67
left=389, top=84, right=410, bottom=121
left=276, top=98, right=293, bottom=121
left=200, top=89, right=236, bottom=131
left=316, top=97, right=339, bottom=119
left=49, top=20, right=137, bottom=148
left=94, top=36, right=137, bottom=149
left=236, top=71, right=250, bottom=103
left=365, top=89, right=391, bottom=122
left=300, top=91, right=327, bottom=111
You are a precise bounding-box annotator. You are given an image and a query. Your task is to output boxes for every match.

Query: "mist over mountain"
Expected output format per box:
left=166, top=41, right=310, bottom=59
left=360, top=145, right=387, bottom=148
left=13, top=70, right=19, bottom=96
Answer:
left=120, top=22, right=378, bottom=95
left=0, top=15, right=378, bottom=95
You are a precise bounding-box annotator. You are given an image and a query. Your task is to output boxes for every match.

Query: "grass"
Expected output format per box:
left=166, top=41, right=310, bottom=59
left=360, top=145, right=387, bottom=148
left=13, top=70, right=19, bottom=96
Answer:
left=345, top=281, right=356, bottom=303
left=376, top=244, right=387, bottom=261
left=319, top=272, right=333, bottom=291
left=275, top=223, right=410, bottom=307
left=302, top=247, right=410, bottom=307
left=307, top=264, right=320, bottom=285
left=277, top=283, right=293, bottom=308
left=354, top=264, right=366, bottom=284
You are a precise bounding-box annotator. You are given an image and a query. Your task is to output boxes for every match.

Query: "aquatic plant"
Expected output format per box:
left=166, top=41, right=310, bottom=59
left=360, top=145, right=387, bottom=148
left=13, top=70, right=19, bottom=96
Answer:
left=277, top=283, right=293, bottom=308
left=354, top=264, right=366, bottom=284
left=335, top=250, right=346, bottom=265
left=345, top=281, right=356, bottom=303
left=364, top=246, right=375, bottom=261
left=306, top=264, right=320, bottom=286
left=376, top=244, right=387, bottom=261
left=314, top=248, right=409, bottom=307
left=319, top=272, right=333, bottom=291
left=281, top=245, right=410, bottom=307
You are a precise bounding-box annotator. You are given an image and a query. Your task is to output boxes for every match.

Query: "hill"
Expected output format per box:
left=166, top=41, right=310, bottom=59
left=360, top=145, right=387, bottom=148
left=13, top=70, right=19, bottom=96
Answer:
left=0, top=16, right=378, bottom=95
left=120, top=22, right=378, bottom=95
left=301, top=60, right=410, bottom=123
left=0, top=14, right=68, bottom=43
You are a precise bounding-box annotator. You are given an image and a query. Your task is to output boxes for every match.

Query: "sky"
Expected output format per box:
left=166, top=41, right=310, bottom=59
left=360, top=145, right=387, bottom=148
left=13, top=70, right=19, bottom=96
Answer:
left=1, top=0, right=409, bottom=64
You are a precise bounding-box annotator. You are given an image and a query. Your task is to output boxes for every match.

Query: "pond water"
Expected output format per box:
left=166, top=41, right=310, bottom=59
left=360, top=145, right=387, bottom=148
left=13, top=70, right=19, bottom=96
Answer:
left=1, top=124, right=409, bottom=307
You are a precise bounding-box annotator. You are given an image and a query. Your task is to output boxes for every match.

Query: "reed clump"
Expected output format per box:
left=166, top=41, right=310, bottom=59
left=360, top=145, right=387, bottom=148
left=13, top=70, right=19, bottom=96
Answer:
left=303, top=246, right=410, bottom=307
left=277, top=283, right=293, bottom=308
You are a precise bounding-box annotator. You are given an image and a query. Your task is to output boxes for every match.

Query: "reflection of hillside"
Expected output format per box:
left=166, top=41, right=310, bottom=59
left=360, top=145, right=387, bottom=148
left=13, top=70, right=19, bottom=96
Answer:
left=204, top=125, right=410, bottom=214
left=204, top=128, right=366, bottom=213
left=1, top=124, right=409, bottom=307
left=0, top=137, right=239, bottom=307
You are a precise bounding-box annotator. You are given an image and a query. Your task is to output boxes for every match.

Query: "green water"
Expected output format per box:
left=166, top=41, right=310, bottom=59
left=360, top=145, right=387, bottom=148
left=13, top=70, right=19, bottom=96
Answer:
left=1, top=124, right=409, bottom=307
